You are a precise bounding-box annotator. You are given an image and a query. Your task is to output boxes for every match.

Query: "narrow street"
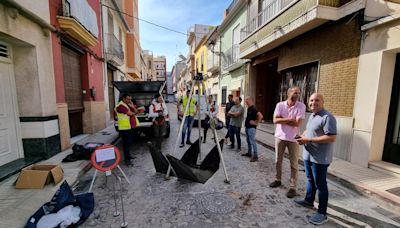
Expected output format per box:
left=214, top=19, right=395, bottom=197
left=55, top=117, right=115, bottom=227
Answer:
left=77, top=103, right=400, bottom=228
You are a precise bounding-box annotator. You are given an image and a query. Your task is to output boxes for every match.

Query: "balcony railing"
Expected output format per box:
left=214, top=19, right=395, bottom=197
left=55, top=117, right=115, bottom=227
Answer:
left=106, top=33, right=124, bottom=65
left=222, top=44, right=240, bottom=70
left=208, top=52, right=220, bottom=73
left=241, top=0, right=296, bottom=41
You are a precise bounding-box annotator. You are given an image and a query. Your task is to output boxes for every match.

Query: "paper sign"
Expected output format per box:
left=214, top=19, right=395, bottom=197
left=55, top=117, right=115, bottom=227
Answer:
left=86, top=143, right=100, bottom=148
left=96, top=148, right=116, bottom=162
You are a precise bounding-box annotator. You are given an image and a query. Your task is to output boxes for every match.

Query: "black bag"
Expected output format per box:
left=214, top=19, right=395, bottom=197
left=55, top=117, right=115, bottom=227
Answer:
left=26, top=181, right=94, bottom=228
left=62, top=143, right=103, bottom=162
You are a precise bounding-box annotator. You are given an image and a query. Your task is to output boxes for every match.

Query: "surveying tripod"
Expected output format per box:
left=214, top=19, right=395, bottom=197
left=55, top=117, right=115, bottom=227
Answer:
left=165, top=73, right=230, bottom=183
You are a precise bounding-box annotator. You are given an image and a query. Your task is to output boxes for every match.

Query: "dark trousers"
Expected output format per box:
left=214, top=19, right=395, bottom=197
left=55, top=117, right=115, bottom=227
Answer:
left=229, top=125, right=241, bottom=149
left=120, top=129, right=133, bottom=161
left=225, top=118, right=231, bottom=139
left=304, top=160, right=330, bottom=215
left=153, top=123, right=166, bottom=151
left=181, top=116, right=194, bottom=144
left=203, top=117, right=210, bottom=142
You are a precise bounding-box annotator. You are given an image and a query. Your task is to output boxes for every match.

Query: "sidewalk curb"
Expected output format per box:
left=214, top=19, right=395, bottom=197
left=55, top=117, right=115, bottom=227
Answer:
left=240, top=131, right=400, bottom=211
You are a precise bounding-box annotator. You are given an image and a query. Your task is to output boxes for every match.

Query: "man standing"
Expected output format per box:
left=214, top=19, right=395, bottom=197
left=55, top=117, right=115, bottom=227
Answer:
left=115, top=93, right=138, bottom=166
left=295, top=93, right=337, bottom=225
left=149, top=94, right=168, bottom=151
left=203, top=95, right=219, bottom=143
left=178, top=89, right=197, bottom=148
left=224, top=95, right=234, bottom=144
left=243, top=97, right=263, bottom=162
left=228, top=97, right=244, bottom=152
left=270, top=87, right=306, bottom=198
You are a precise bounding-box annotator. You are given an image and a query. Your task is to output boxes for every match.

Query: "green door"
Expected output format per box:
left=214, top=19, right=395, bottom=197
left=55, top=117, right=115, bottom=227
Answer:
left=383, top=54, right=400, bottom=165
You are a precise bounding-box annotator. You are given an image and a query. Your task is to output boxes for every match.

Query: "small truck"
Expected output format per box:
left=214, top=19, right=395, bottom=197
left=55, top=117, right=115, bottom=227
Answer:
left=113, top=81, right=170, bottom=139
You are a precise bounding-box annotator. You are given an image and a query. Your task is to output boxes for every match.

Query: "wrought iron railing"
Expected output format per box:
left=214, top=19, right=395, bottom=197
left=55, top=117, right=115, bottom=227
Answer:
left=222, top=44, right=240, bottom=69
left=241, top=0, right=296, bottom=41
left=106, top=33, right=124, bottom=62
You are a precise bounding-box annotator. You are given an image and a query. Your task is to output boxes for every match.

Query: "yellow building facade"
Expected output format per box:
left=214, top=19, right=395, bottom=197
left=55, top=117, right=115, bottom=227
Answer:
left=194, top=36, right=208, bottom=93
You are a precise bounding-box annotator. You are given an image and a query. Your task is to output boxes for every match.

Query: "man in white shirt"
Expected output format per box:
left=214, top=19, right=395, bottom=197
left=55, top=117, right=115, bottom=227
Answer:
left=149, top=94, right=168, bottom=151
left=203, top=95, right=219, bottom=143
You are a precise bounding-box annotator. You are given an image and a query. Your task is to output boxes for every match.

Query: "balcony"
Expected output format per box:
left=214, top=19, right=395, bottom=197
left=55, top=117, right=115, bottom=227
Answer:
left=222, top=44, right=242, bottom=71
left=105, top=33, right=124, bottom=66
left=240, top=0, right=366, bottom=59
left=207, top=52, right=220, bottom=74
left=57, top=0, right=98, bottom=46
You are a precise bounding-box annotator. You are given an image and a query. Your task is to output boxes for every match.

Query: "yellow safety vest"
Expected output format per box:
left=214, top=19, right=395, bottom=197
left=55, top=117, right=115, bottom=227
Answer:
left=115, top=101, right=131, bottom=130
left=182, top=95, right=196, bottom=116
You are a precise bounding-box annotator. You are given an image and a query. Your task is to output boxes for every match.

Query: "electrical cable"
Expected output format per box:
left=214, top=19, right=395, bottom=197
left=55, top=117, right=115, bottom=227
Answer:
left=101, top=4, right=214, bottom=40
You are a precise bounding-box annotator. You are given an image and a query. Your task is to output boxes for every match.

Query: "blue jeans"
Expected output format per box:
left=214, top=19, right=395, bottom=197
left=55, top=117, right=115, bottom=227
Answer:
left=245, top=127, right=257, bottom=157
left=181, top=116, right=194, bottom=144
left=229, top=125, right=241, bottom=149
left=304, top=160, right=329, bottom=215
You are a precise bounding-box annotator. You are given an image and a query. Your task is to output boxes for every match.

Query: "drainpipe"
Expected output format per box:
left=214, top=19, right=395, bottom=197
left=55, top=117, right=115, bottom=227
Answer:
left=99, top=0, right=111, bottom=125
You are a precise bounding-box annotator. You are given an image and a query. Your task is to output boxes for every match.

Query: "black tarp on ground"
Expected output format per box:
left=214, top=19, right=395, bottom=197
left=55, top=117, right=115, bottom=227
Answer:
left=147, top=142, right=174, bottom=176
left=164, top=139, right=224, bottom=184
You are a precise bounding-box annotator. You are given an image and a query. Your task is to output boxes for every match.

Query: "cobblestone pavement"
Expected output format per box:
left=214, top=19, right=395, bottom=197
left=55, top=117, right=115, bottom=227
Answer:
left=79, top=104, right=400, bottom=228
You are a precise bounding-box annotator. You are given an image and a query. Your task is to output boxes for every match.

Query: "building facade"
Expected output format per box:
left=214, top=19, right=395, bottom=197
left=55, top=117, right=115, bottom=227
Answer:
left=51, top=0, right=106, bottom=150
left=124, top=0, right=142, bottom=81
left=218, top=0, right=247, bottom=107
left=351, top=1, right=400, bottom=167
left=0, top=0, right=59, bottom=165
left=205, top=27, right=221, bottom=103
left=239, top=0, right=400, bottom=169
left=154, top=56, right=167, bottom=81
left=143, top=50, right=155, bottom=81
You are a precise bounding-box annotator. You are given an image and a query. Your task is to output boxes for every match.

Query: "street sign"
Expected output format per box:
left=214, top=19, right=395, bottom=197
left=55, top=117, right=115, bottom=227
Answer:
left=91, top=144, right=121, bottom=172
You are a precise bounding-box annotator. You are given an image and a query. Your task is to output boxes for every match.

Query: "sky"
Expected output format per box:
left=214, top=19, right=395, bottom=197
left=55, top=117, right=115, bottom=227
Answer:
left=139, top=0, right=232, bottom=72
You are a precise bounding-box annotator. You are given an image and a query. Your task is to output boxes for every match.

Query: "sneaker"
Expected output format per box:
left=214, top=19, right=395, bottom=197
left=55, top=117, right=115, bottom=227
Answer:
left=179, top=143, right=184, bottom=148
left=236, top=148, right=242, bottom=153
left=250, top=157, right=258, bottom=162
left=202, top=140, right=206, bottom=143
left=186, top=141, right=193, bottom=145
left=308, top=212, right=328, bottom=225
left=294, top=199, right=314, bottom=209
left=230, top=145, right=235, bottom=149
left=269, top=180, right=282, bottom=188
left=241, top=153, right=251, bottom=157
left=286, top=188, right=297, bottom=198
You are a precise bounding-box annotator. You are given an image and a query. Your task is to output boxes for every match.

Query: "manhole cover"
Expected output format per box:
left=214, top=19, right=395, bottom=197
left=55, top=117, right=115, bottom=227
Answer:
left=198, top=193, right=236, bottom=214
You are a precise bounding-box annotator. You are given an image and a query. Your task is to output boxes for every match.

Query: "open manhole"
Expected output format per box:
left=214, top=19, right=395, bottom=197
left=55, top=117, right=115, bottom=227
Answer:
left=198, top=193, right=236, bottom=214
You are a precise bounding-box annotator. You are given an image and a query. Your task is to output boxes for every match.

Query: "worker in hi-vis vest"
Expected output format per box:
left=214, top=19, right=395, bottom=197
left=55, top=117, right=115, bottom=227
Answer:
left=178, top=89, right=197, bottom=148
left=115, top=93, right=138, bottom=167
left=149, top=94, right=168, bottom=151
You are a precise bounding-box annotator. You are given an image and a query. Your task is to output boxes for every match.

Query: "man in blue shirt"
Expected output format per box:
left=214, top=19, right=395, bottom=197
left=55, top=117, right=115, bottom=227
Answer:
left=295, top=93, right=337, bottom=225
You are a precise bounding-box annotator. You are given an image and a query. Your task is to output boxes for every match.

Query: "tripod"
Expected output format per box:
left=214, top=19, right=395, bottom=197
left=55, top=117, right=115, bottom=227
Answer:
left=165, top=73, right=230, bottom=183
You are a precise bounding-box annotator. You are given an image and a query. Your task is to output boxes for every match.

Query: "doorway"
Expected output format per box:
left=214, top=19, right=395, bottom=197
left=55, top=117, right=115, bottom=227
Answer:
left=383, top=54, right=400, bottom=165
left=61, top=46, right=83, bottom=137
left=0, top=42, right=22, bottom=166
left=107, top=68, right=115, bottom=120
left=255, top=58, right=280, bottom=122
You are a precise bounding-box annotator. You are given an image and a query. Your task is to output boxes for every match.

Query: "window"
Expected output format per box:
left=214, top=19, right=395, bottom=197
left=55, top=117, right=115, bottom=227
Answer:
left=280, top=62, right=318, bottom=111
left=221, top=87, right=227, bottom=105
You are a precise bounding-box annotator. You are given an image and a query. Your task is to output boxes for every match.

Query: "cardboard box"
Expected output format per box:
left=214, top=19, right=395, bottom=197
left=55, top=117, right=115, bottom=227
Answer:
left=15, top=164, right=64, bottom=189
